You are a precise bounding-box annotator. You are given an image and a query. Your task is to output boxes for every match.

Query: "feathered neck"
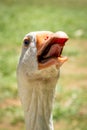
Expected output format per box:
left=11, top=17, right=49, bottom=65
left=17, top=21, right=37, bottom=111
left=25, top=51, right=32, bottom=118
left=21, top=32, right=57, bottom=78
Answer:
left=17, top=66, right=59, bottom=130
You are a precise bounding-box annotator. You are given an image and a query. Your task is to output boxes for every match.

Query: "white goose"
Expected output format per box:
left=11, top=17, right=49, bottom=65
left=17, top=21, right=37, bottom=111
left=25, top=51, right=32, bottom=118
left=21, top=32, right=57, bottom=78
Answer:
left=17, top=31, right=68, bottom=130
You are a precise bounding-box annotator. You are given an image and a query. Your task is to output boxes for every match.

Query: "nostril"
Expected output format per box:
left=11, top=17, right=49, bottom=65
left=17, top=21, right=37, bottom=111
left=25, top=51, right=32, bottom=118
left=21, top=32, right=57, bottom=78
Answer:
left=44, top=36, right=49, bottom=40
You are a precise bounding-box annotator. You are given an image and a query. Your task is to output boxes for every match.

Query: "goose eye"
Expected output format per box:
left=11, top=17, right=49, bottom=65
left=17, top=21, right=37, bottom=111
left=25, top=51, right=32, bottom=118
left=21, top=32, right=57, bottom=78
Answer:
left=24, top=38, right=30, bottom=47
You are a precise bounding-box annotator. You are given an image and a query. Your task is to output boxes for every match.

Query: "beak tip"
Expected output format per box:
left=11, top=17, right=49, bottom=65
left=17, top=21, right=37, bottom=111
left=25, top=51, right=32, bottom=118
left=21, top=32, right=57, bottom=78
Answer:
left=56, top=31, right=69, bottom=40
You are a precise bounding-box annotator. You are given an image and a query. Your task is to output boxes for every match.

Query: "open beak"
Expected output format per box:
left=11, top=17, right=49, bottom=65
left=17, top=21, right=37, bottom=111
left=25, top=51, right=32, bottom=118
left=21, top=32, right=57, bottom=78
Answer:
left=36, top=31, right=69, bottom=69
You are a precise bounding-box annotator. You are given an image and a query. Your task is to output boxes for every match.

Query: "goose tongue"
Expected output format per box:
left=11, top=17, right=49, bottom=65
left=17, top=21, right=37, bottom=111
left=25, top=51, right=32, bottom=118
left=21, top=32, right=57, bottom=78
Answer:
left=43, top=44, right=62, bottom=58
left=41, top=36, right=68, bottom=60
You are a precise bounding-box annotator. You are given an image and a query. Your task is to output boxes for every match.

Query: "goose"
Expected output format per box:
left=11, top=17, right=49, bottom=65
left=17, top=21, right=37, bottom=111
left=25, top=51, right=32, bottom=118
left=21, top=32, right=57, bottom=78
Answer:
left=17, top=31, right=69, bottom=130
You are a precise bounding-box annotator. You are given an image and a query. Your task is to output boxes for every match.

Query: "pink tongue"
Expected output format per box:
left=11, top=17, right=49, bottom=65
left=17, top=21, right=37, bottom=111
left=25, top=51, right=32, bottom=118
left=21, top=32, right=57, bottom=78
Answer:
left=44, top=44, right=62, bottom=58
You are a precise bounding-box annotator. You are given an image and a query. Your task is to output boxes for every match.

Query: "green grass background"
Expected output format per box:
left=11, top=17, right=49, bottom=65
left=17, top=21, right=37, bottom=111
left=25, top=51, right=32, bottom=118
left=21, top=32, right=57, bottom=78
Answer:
left=0, top=0, right=87, bottom=130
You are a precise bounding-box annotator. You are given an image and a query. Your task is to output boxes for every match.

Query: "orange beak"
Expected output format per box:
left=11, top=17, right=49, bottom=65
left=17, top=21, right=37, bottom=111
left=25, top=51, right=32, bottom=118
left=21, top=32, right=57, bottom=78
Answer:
left=36, top=31, right=69, bottom=69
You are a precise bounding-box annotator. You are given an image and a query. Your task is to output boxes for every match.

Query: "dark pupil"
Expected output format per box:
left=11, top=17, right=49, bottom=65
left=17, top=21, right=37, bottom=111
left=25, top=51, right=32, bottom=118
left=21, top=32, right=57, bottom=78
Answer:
left=24, top=40, right=29, bottom=46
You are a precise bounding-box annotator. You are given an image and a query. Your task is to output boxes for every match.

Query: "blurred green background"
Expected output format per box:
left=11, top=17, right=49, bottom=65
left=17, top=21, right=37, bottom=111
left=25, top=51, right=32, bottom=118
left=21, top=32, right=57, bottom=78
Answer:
left=0, top=0, right=87, bottom=130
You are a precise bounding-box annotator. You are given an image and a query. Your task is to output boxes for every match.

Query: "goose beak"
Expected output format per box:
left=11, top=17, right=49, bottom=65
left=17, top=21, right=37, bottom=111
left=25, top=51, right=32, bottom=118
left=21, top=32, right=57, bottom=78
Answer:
left=36, top=31, right=69, bottom=69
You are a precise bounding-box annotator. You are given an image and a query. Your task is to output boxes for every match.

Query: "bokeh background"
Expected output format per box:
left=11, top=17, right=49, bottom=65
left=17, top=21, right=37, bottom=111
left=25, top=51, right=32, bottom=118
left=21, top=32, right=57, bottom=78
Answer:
left=0, top=0, right=87, bottom=130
